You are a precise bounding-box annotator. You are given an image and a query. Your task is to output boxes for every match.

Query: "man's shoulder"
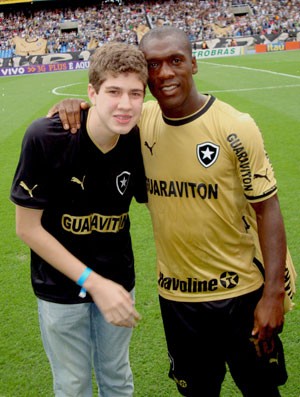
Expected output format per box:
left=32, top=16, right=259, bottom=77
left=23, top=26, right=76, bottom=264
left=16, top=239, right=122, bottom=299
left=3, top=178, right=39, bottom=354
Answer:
left=213, top=97, right=254, bottom=123
left=140, top=100, right=161, bottom=127
left=142, top=100, right=160, bottom=112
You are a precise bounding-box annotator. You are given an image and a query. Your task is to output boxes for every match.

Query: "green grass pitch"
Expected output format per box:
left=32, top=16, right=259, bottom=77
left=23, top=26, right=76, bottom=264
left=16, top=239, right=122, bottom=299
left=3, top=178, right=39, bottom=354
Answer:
left=0, top=50, right=299, bottom=396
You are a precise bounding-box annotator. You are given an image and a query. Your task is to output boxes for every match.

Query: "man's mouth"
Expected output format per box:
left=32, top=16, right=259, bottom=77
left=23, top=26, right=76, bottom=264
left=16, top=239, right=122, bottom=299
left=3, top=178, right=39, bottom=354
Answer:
left=161, top=84, right=178, bottom=93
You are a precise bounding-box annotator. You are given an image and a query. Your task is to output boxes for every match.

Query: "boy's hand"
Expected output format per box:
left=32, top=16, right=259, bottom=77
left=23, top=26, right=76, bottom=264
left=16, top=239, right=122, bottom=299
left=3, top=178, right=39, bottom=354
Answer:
left=85, top=272, right=141, bottom=328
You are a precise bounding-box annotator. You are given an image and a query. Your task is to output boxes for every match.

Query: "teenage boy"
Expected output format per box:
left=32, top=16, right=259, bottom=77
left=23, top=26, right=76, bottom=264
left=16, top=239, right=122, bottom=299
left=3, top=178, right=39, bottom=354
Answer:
left=10, top=42, right=148, bottom=397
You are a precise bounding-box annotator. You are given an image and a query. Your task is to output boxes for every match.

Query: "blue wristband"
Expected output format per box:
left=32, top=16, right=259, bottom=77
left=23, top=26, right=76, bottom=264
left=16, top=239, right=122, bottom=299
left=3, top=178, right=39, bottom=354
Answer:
left=77, top=267, right=92, bottom=287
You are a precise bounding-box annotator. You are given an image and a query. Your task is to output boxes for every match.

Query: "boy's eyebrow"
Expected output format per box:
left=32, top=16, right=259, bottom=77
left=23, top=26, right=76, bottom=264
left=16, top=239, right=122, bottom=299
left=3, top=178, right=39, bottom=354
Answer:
left=104, top=86, right=144, bottom=92
left=104, top=85, right=120, bottom=90
left=131, top=88, right=145, bottom=92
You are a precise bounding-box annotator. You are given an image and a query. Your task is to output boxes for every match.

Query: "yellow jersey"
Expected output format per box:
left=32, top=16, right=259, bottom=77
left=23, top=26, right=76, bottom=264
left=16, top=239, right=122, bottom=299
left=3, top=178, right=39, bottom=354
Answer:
left=139, top=96, right=295, bottom=306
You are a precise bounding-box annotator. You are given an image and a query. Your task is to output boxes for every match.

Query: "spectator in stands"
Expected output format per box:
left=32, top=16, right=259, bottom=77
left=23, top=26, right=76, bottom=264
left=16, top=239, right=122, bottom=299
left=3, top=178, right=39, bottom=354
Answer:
left=1, top=0, right=299, bottom=57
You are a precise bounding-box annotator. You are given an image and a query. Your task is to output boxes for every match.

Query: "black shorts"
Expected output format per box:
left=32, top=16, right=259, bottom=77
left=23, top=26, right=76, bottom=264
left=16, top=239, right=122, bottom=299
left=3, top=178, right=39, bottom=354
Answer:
left=159, top=288, right=287, bottom=397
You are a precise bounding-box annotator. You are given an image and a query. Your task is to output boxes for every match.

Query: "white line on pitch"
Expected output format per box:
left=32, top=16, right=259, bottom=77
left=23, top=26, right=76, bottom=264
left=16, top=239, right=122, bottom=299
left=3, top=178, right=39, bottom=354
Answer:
left=202, top=61, right=300, bottom=79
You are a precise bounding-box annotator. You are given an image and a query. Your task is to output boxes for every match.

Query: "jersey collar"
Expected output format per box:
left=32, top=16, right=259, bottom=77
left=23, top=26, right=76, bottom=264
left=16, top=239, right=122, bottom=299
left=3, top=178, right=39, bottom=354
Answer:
left=162, top=95, right=216, bottom=126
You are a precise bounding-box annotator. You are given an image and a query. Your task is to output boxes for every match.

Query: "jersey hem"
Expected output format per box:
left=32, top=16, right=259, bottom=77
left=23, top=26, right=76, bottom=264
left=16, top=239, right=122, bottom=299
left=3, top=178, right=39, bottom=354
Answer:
left=157, top=280, right=264, bottom=302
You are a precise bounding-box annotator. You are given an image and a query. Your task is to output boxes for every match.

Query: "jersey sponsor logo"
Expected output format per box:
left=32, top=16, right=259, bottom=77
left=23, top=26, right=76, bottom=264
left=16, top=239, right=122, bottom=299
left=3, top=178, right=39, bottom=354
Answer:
left=147, top=178, right=218, bottom=199
left=196, top=142, right=220, bottom=168
left=62, top=212, right=128, bottom=234
left=144, top=141, right=156, bottom=155
left=158, top=271, right=239, bottom=293
left=71, top=175, right=86, bottom=190
left=19, top=181, right=38, bottom=198
left=116, top=171, right=130, bottom=195
left=219, top=271, right=239, bottom=288
left=227, top=133, right=253, bottom=191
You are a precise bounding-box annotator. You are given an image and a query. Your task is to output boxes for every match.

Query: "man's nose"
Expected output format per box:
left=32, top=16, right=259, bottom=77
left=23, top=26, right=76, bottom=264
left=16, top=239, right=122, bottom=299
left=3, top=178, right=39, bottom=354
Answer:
left=159, top=62, right=175, bottom=78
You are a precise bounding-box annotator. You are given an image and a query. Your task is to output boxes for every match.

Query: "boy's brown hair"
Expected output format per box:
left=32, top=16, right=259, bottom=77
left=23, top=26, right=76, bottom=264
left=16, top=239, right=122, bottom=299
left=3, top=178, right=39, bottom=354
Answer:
left=88, top=42, right=148, bottom=93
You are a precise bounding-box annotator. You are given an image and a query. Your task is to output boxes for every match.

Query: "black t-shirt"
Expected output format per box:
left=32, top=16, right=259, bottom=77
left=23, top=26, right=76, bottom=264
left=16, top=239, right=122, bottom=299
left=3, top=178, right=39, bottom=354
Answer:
left=10, top=110, right=147, bottom=303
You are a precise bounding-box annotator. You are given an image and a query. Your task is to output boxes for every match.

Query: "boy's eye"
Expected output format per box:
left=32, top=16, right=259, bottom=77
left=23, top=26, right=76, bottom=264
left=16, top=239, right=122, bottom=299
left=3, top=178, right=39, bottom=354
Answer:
left=108, top=90, right=119, bottom=95
left=131, top=92, right=143, bottom=98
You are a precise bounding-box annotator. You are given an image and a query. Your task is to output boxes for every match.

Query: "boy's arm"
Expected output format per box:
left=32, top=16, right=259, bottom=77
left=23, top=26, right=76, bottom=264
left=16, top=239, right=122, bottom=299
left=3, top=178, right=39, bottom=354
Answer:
left=16, top=205, right=140, bottom=328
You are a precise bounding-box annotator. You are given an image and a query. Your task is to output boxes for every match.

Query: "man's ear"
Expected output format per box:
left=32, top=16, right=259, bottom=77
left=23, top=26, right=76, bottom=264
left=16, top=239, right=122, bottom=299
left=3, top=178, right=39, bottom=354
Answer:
left=192, top=56, right=198, bottom=75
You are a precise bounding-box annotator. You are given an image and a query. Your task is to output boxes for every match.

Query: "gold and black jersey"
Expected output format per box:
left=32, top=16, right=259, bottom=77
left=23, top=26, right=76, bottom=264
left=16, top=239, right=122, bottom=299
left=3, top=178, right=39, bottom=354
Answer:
left=139, top=96, right=278, bottom=302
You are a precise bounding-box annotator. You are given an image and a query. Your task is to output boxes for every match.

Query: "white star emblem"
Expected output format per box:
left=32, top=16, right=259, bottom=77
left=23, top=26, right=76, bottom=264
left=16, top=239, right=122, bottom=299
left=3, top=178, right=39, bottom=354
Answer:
left=196, top=142, right=220, bottom=168
left=120, top=176, right=128, bottom=187
left=116, top=171, right=131, bottom=195
left=201, top=147, right=214, bottom=159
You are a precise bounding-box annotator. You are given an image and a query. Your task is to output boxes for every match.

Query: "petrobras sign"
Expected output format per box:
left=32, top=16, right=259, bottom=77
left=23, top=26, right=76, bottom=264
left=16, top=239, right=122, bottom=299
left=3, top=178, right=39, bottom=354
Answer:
left=192, top=46, right=243, bottom=59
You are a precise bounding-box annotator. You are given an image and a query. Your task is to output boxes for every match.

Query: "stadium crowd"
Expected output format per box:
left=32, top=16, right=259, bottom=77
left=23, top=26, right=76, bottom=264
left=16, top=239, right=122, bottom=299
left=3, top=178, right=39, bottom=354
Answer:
left=0, top=0, right=299, bottom=58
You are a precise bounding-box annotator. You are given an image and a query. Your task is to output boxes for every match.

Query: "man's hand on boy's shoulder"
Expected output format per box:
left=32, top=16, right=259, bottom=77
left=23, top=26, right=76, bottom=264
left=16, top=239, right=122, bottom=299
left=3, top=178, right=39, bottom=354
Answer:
left=47, top=99, right=90, bottom=133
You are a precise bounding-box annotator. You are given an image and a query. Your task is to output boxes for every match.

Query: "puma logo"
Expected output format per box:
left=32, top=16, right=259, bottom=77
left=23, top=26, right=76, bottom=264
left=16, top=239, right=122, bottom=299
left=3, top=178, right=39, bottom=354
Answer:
left=254, top=169, right=270, bottom=182
left=71, top=176, right=86, bottom=190
left=144, top=141, right=156, bottom=156
left=19, top=181, right=38, bottom=198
